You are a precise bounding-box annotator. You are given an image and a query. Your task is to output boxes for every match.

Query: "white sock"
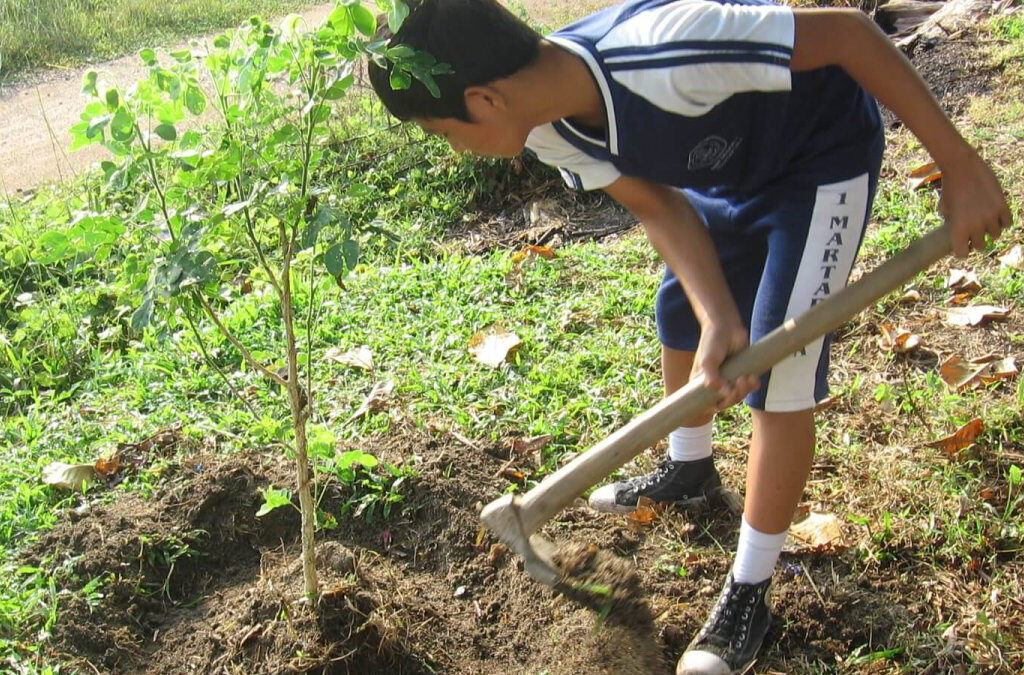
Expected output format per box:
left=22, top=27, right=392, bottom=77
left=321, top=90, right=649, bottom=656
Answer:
left=731, top=515, right=788, bottom=584
left=667, top=420, right=713, bottom=462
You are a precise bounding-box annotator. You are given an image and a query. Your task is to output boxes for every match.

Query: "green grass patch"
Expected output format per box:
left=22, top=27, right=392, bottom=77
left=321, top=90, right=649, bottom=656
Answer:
left=0, top=0, right=315, bottom=79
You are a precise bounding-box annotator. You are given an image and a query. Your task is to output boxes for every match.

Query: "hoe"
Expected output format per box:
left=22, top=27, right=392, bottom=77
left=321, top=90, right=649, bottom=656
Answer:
left=481, top=225, right=951, bottom=587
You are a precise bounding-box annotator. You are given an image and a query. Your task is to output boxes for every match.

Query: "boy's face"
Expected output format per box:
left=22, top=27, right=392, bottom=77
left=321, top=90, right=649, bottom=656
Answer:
left=415, top=115, right=528, bottom=158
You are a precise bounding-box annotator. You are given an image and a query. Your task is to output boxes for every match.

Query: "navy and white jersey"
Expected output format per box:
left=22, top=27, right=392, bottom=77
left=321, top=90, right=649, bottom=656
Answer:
left=525, top=0, right=882, bottom=196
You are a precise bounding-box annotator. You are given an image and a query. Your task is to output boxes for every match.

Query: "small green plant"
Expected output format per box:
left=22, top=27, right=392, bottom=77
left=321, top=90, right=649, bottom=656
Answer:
left=56, top=1, right=440, bottom=602
left=137, top=533, right=199, bottom=602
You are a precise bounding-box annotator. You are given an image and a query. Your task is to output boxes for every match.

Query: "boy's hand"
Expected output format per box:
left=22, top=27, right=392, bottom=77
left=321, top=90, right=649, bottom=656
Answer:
left=939, top=147, right=1012, bottom=258
left=693, top=320, right=761, bottom=409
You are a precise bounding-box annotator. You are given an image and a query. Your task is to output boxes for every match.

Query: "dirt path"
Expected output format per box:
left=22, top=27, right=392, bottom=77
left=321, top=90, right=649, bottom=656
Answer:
left=0, top=1, right=609, bottom=196
left=0, top=5, right=336, bottom=196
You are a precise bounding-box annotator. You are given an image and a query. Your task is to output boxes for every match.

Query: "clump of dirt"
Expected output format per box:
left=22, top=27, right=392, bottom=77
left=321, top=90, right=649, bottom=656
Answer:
left=550, top=541, right=668, bottom=675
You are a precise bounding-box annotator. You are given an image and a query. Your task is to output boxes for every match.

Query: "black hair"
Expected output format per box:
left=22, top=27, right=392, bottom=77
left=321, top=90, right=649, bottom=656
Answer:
left=368, top=0, right=542, bottom=121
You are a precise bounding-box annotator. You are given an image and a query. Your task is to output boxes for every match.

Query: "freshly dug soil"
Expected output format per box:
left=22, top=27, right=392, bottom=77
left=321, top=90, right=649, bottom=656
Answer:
left=26, top=431, right=912, bottom=674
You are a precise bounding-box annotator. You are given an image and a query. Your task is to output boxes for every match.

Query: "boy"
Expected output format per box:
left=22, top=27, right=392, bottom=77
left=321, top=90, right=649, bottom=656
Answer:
left=368, top=0, right=1010, bottom=672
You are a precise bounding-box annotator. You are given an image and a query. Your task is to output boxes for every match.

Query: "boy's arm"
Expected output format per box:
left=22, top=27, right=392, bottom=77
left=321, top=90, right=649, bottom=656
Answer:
left=791, top=9, right=1012, bottom=257
left=603, top=176, right=759, bottom=404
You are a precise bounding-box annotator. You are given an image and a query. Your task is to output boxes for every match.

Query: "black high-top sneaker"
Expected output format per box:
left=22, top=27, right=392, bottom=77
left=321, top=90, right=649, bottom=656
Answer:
left=587, top=455, right=721, bottom=514
left=676, top=573, right=772, bottom=675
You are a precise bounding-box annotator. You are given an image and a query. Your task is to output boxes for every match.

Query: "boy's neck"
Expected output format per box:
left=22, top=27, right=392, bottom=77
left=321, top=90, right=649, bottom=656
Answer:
left=506, top=40, right=607, bottom=131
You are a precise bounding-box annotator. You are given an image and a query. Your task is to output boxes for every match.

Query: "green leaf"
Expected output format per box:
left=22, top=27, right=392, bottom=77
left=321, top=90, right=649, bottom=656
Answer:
left=105, top=89, right=119, bottom=111
left=324, top=242, right=345, bottom=277
left=337, top=450, right=378, bottom=471
left=268, top=123, right=300, bottom=147
left=349, top=4, right=377, bottom=36
left=256, top=486, right=293, bottom=516
left=1011, top=465, right=1023, bottom=487
left=154, top=124, right=177, bottom=141
left=110, top=108, right=135, bottom=143
left=386, top=44, right=415, bottom=60
left=389, top=69, right=411, bottom=91
left=139, top=48, right=157, bottom=66
left=82, top=71, right=99, bottom=96
left=387, top=1, right=410, bottom=32
left=131, top=296, right=155, bottom=332
left=184, top=86, right=206, bottom=116
left=323, top=74, right=354, bottom=101
left=213, top=34, right=230, bottom=49
left=412, top=70, right=440, bottom=98
left=342, top=239, right=360, bottom=271
left=328, top=6, right=353, bottom=36
left=308, top=425, right=337, bottom=459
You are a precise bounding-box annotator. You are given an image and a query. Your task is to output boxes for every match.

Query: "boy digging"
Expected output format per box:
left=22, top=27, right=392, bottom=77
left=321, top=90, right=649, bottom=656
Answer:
left=367, top=1, right=1011, bottom=672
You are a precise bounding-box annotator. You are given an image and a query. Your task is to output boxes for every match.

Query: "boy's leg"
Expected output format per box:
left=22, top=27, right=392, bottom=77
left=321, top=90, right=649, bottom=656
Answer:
left=588, top=343, right=721, bottom=512
left=589, top=193, right=763, bottom=514
left=679, top=166, right=880, bottom=675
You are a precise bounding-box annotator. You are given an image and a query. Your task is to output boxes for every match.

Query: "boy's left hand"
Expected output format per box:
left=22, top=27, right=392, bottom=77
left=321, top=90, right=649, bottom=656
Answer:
left=939, top=147, right=1012, bottom=258
left=693, top=321, right=761, bottom=409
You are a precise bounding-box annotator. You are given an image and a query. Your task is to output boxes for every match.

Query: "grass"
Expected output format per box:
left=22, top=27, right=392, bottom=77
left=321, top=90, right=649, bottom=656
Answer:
left=0, top=0, right=317, bottom=80
left=1, top=6, right=1023, bottom=674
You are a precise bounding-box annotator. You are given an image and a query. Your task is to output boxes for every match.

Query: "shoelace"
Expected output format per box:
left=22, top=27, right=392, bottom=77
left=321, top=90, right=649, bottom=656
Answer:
left=628, top=460, right=674, bottom=492
left=701, top=583, right=762, bottom=651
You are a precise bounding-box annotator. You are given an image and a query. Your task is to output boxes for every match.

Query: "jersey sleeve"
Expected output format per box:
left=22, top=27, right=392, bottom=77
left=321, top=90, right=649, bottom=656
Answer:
left=525, top=124, right=622, bottom=191
left=597, top=0, right=795, bottom=117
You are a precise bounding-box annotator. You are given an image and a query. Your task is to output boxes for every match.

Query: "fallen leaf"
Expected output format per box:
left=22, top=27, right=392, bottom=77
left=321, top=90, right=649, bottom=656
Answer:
left=908, top=161, right=942, bottom=190
left=784, top=511, right=847, bottom=554
left=946, top=269, right=982, bottom=294
left=877, top=322, right=922, bottom=354
left=626, top=496, right=663, bottom=529
left=949, top=292, right=973, bottom=306
left=510, top=245, right=555, bottom=263
left=324, top=346, right=374, bottom=370
left=500, top=468, right=526, bottom=482
left=980, top=357, right=1017, bottom=383
left=42, top=462, right=97, bottom=491
left=998, top=244, right=1024, bottom=271
left=899, top=289, right=922, bottom=304
left=925, top=418, right=984, bottom=456
left=510, top=434, right=554, bottom=463
left=468, top=326, right=522, bottom=368
left=346, top=380, right=394, bottom=423
left=944, top=305, right=1010, bottom=327
left=939, top=355, right=990, bottom=390
left=94, top=453, right=122, bottom=478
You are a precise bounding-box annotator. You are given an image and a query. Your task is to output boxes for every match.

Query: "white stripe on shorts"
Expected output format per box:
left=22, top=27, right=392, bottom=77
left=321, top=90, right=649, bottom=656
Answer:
left=763, top=173, right=869, bottom=412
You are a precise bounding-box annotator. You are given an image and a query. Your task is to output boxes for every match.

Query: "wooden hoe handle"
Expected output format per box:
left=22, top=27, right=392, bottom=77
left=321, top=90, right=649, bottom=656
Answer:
left=510, top=226, right=951, bottom=536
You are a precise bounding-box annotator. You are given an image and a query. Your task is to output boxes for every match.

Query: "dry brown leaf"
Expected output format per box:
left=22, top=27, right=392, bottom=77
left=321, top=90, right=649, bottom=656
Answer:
left=877, top=322, right=922, bottom=354
left=94, top=453, right=122, bottom=478
left=784, top=511, right=847, bottom=554
left=468, top=326, right=522, bottom=368
left=908, top=161, right=943, bottom=190
left=925, top=418, right=984, bottom=456
left=944, top=305, right=1010, bottom=327
left=42, top=462, right=97, bottom=491
left=946, top=269, right=982, bottom=294
left=980, top=357, right=1018, bottom=383
left=346, top=380, right=394, bottom=423
left=626, top=496, right=664, bottom=530
left=510, top=434, right=554, bottom=466
left=899, top=289, right=922, bottom=304
left=948, top=292, right=973, bottom=306
left=998, top=244, right=1024, bottom=271
left=510, top=245, right=555, bottom=263
left=324, top=346, right=374, bottom=371
left=939, top=355, right=989, bottom=390
left=500, top=468, right=525, bottom=482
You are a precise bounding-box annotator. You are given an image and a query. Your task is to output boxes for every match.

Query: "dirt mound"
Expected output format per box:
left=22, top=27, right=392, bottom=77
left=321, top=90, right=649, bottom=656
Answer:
left=27, top=441, right=674, bottom=674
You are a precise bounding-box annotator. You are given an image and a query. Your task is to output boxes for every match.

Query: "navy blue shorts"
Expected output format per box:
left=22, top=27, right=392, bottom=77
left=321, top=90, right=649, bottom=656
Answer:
left=656, top=147, right=883, bottom=411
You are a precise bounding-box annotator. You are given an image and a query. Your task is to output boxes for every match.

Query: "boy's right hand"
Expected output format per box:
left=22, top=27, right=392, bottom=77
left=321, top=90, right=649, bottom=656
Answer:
left=938, top=146, right=1012, bottom=258
left=693, top=320, right=761, bottom=409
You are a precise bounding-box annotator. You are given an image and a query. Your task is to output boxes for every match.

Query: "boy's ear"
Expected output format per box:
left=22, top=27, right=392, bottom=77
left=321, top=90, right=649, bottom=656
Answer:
left=463, top=85, right=508, bottom=121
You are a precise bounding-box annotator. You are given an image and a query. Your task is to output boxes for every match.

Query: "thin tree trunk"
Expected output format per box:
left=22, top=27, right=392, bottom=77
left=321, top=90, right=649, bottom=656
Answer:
left=281, top=244, right=318, bottom=601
